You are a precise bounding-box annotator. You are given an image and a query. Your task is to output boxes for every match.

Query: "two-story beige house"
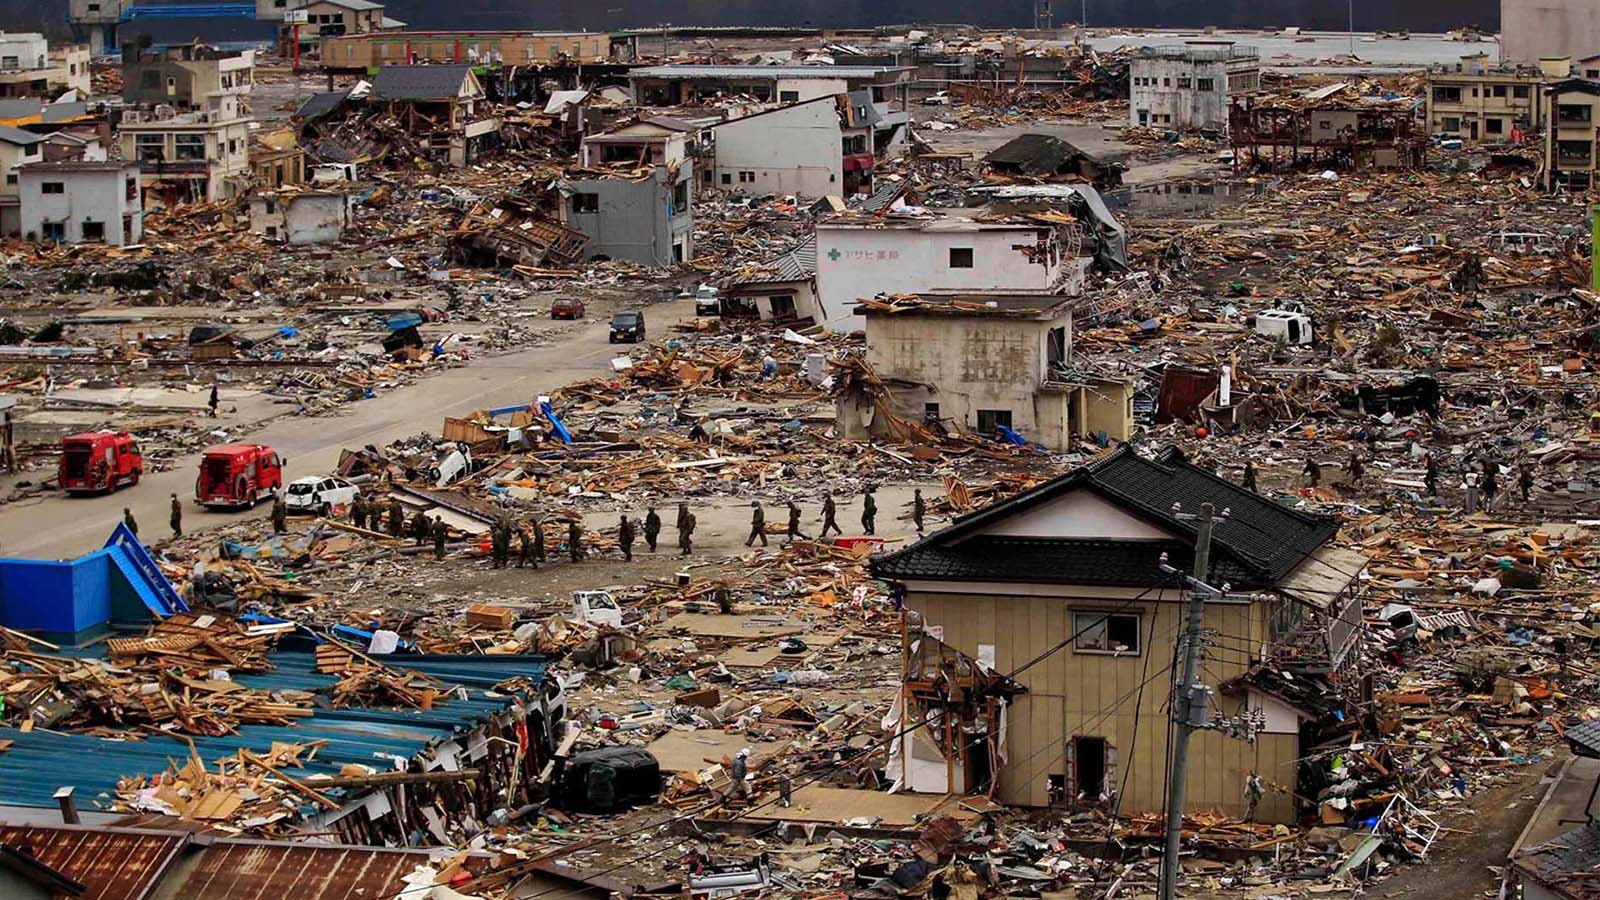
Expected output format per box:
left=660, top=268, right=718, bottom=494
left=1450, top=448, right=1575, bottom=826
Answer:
left=871, top=446, right=1366, bottom=824
left=1543, top=79, right=1600, bottom=190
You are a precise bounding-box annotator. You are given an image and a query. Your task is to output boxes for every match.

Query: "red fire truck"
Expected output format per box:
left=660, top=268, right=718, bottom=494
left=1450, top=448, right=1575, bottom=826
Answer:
left=58, top=432, right=143, bottom=494
left=196, top=443, right=284, bottom=509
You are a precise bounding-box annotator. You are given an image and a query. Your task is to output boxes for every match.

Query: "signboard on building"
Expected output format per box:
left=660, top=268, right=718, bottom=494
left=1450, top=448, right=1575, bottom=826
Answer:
left=284, top=9, right=308, bottom=23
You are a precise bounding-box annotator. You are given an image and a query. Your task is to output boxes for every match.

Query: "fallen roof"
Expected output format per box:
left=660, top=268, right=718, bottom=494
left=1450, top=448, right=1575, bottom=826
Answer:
left=984, top=132, right=1099, bottom=175
left=873, top=445, right=1340, bottom=589
left=1512, top=823, right=1600, bottom=896
left=294, top=90, right=351, bottom=121
left=726, top=234, right=816, bottom=288
left=372, top=65, right=473, bottom=101
left=0, top=648, right=548, bottom=810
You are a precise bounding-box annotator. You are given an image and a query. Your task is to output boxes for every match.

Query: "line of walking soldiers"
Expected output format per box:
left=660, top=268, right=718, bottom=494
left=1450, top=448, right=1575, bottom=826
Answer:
left=339, top=485, right=933, bottom=568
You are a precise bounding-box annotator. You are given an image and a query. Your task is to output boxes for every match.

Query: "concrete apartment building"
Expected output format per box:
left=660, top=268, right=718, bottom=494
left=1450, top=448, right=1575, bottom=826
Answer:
left=560, top=118, right=694, bottom=265
left=1424, top=53, right=1550, bottom=144
left=122, top=45, right=255, bottom=110
left=1129, top=41, right=1260, bottom=132
left=321, top=31, right=611, bottom=70
left=814, top=214, right=1089, bottom=332
left=709, top=95, right=876, bottom=198
left=117, top=93, right=253, bottom=204
left=17, top=159, right=142, bottom=246
left=837, top=293, right=1133, bottom=449
left=1543, top=79, right=1600, bottom=190
left=1503, top=0, right=1600, bottom=64
left=0, top=35, right=90, bottom=100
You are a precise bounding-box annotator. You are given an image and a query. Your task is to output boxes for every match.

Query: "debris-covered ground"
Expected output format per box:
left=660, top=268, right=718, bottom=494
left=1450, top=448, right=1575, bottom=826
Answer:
left=3, top=23, right=1600, bottom=900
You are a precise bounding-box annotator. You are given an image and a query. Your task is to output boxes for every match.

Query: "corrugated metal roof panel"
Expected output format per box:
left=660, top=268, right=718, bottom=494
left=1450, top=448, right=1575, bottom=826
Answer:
left=170, top=841, right=420, bottom=900
left=0, top=826, right=186, bottom=900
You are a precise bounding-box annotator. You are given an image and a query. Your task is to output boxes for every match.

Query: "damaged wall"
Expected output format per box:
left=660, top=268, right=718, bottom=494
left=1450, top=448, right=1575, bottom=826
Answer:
left=563, top=163, right=693, bottom=266
left=905, top=590, right=1297, bottom=824
left=711, top=98, right=846, bottom=199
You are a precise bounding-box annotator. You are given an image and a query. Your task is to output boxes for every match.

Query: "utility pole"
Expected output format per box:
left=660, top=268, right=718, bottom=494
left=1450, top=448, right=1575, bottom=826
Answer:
left=1347, top=0, right=1355, bottom=59
left=1159, top=502, right=1219, bottom=900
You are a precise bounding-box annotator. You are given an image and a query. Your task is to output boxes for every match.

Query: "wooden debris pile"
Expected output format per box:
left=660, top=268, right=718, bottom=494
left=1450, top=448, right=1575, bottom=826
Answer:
left=115, top=740, right=336, bottom=829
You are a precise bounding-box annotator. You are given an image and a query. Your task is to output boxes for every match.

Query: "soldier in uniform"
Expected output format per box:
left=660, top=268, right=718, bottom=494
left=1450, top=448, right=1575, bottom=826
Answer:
left=518, top=525, right=536, bottom=569
left=785, top=501, right=804, bottom=542
left=820, top=494, right=840, bottom=537
left=746, top=502, right=767, bottom=547
left=861, top=488, right=877, bottom=535
left=679, top=512, right=696, bottom=556
left=170, top=493, right=183, bottom=538
left=619, top=514, right=635, bottom=561
left=271, top=494, right=288, bottom=534
left=568, top=520, right=583, bottom=562
left=644, top=506, right=661, bottom=552
left=1242, top=460, right=1258, bottom=493
left=411, top=510, right=430, bottom=546
left=432, top=517, right=448, bottom=560
left=911, top=489, right=926, bottom=535
left=123, top=507, right=139, bottom=537
left=388, top=499, right=405, bottom=538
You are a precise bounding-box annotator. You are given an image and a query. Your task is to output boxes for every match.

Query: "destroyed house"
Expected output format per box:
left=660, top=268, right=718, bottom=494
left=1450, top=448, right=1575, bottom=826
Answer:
left=321, top=30, right=611, bottom=71
left=835, top=292, right=1132, bottom=450
left=1425, top=53, right=1548, bottom=144
left=561, top=117, right=694, bottom=265
left=814, top=209, right=1096, bottom=332
left=983, top=133, right=1125, bottom=188
left=708, top=94, right=876, bottom=198
left=0, top=36, right=89, bottom=100
left=721, top=235, right=818, bottom=323
left=0, top=646, right=562, bottom=847
left=370, top=64, right=499, bottom=167
left=871, top=445, right=1366, bottom=823
left=1508, top=720, right=1600, bottom=899
left=1228, top=96, right=1428, bottom=171
left=116, top=93, right=252, bottom=204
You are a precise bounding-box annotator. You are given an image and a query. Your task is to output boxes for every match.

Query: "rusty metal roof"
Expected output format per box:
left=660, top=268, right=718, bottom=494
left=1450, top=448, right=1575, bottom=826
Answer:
left=0, top=825, right=187, bottom=900
left=169, top=841, right=423, bottom=900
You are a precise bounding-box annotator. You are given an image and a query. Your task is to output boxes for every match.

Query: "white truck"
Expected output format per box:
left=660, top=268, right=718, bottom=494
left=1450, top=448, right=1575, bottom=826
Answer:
left=570, top=590, right=623, bottom=628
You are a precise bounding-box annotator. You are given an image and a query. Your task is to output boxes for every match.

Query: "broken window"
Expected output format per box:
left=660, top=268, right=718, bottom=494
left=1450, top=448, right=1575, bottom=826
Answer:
left=80, top=220, right=104, bottom=242
left=41, top=221, right=64, bottom=240
left=948, top=247, right=973, bottom=268
left=174, top=134, right=205, bottom=161
left=1432, top=86, right=1462, bottom=103
left=40, top=181, right=63, bottom=194
left=1047, top=326, right=1066, bottom=370
left=1514, top=84, right=1531, bottom=98
left=570, top=192, right=598, bottom=213
left=720, top=172, right=732, bottom=185
left=976, top=408, right=1012, bottom=435
left=672, top=179, right=688, bottom=212
left=1441, top=116, right=1461, bottom=133
left=779, top=90, right=799, bottom=102
left=1196, top=77, right=1215, bottom=92
left=1557, top=139, right=1593, bottom=166
left=1176, top=76, right=1190, bottom=88
left=1491, top=84, right=1507, bottom=98
left=738, top=171, right=754, bottom=183
left=1485, top=117, right=1504, bottom=134
left=1559, top=104, right=1593, bottom=124
left=1071, top=736, right=1109, bottom=800
left=1073, top=612, right=1141, bottom=655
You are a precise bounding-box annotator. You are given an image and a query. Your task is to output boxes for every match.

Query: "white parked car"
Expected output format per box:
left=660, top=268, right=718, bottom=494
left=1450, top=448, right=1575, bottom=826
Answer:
left=284, top=475, right=360, bottom=515
left=923, top=90, right=953, bottom=106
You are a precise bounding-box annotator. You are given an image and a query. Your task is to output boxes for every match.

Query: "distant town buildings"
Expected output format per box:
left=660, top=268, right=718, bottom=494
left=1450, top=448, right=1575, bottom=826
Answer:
left=1129, top=41, right=1260, bottom=133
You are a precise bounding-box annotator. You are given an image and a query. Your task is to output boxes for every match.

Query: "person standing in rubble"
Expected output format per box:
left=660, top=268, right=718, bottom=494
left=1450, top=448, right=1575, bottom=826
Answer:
left=644, top=506, right=661, bottom=553
left=1424, top=453, right=1440, bottom=497
left=679, top=512, right=696, bottom=556
left=1520, top=461, right=1536, bottom=504
left=351, top=494, right=367, bottom=531
left=387, top=498, right=405, bottom=538
left=568, top=520, right=583, bottom=562
left=1303, top=457, right=1321, bottom=488
left=432, top=517, right=448, bottom=560
left=207, top=383, right=219, bottom=418
left=911, top=489, right=926, bottom=535
left=861, top=488, right=877, bottom=535
left=169, top=493, right=183, bottom=539
left=618, top=514, right=635, bottom=562
left=1481, top=458, right=1499, bottom=511
left=820, top=494, right=841, bottom=538
left=533, top=517, right=546, bottom=563
left=494, top=519, right=512, bottom=569
left=730, top=748, right=751, bottom=801
left=785, top=501, right=804, bottom=542
left=271, top=493, right=288, bottom=535
left=411, top=509, right=430, bottom=546
left=746, top=502, right=767, bottom=547
left=1346, top=450, right=1364, bottom=486
left=1242, top=459, right=1259, bottom=493
left=123, top=506, right=139, bottom=537
left=517, top=525, right=536, bottom=569
left=688, top=419, right=710, bottom=443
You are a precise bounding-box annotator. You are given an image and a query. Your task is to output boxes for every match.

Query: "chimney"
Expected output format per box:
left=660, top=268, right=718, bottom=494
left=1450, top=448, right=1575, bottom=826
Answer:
left=53, top=786, right=79, bottom=824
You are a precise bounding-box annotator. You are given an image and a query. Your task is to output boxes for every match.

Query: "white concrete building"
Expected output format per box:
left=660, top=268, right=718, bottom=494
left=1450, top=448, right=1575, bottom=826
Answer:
left=117, top=93, right=252, bottom=204
left=0, top=36, right=90, bottom=99
left=0, top=124, right=43, bottom=236
left=18, top=159, right=142, bottom=246
left=1129, top=41, right=1260, bottom=133
left=815, top=213, right=1087, bottom=332
left=249, top=190, right=355, bottom=245
left=709, top=95, right=874, bottom=198
left=1504, top=0, right=1600, bottom=65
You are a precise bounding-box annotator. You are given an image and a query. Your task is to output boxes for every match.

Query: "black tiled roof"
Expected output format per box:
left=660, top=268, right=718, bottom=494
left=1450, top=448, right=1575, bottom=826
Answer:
left=373, top=65, right=474, bottom=101
left=295, top=90, right=350, bottom=121
left=1513, top=823, right=1600, bottom=892
left=985, top=133, right=1086, bottom=175
left=871, top=445, right=1337, bottom=588
left=1567, top=719, right=1600, bottom=759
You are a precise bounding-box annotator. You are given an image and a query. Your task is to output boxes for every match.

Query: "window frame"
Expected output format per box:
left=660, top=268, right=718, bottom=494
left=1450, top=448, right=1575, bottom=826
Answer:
left=1072, top=611, right=1143, bottom=656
